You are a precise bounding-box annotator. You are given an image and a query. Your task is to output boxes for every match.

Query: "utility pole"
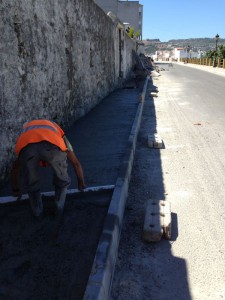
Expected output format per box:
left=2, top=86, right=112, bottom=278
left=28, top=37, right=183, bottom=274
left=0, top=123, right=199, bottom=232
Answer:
left=213, top=34, right=219, bottom=67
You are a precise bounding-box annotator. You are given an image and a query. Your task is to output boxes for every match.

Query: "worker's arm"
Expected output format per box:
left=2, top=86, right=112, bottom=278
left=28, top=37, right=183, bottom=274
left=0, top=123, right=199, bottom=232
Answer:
left=67, top=150, right=85, bottom=191
left=11, top=158, right=21, bottom=197
left=63, top=135, right=85, bottom=190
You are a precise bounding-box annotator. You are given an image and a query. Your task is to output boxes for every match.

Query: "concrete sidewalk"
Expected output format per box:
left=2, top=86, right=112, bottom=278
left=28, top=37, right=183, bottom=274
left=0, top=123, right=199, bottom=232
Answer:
left=0, top=85, right=141, bottom=196
left=83, top=75, right=149, bottom=299
left=66, top=87, right=141, bottom=189
left=175, top=61, right=225, bottom=78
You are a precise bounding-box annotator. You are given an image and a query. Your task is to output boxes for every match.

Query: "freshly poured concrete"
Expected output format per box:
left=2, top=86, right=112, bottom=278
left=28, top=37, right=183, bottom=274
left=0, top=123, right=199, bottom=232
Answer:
left=0, top=85, right=142, bottom=300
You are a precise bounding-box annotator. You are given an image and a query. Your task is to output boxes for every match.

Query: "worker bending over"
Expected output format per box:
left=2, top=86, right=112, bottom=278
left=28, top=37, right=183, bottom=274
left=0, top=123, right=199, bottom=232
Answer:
left=11, top=119, right=85, bottom=217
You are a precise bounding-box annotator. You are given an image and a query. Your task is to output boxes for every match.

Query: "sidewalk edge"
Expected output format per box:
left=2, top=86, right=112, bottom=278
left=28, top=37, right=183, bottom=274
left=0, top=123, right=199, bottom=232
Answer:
left=83, top=76, right=150, bottom=300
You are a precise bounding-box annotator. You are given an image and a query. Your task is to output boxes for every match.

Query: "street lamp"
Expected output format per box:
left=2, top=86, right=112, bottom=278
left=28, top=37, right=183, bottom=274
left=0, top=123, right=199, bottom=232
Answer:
left=186, top=45, right=191, bottom=63
left=213, top=34, right=220, bottom=67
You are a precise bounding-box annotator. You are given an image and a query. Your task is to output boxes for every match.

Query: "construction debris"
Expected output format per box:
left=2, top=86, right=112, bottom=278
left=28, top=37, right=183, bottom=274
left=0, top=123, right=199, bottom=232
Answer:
left=150, top=70, right=161, bottom=77
left=147, top=133, right=163, bottom=148
left=143, top=199, right=171, bottom=242
left=150, top=92, right=158, bottom=97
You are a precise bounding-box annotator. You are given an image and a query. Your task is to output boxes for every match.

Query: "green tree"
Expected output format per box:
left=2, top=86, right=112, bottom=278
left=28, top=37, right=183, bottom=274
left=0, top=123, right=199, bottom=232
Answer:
left=134, top=30, right=141, bottom=38
left=206, top=45, right=225, bottom=59
left=205, top=49, right=215, bottom=59
left=128, top=26, right=135, bottom=38
left=127, top=27, right=141, bottom=39
left=218, top=45, right=225, bottom=59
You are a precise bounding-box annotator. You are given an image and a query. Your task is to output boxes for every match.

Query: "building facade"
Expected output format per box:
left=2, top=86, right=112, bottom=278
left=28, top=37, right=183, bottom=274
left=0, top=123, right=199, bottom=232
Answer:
left=173, top=48, right=199, bottom=61
left=94, top=0, right=143, bottom=39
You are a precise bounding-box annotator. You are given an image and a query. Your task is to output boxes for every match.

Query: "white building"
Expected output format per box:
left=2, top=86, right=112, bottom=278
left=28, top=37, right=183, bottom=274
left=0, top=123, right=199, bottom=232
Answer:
left=152, top=50, right=173, bottom=61
left=173, top=48, right=199, bottom=61
left=173, top=48, right=186, bottom=61
left=94, top=0, right=143, bottom=39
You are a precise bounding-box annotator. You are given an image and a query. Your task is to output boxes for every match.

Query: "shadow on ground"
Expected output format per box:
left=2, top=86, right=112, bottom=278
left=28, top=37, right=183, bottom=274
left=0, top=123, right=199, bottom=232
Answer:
left=111, top=67, right=192, bottom=300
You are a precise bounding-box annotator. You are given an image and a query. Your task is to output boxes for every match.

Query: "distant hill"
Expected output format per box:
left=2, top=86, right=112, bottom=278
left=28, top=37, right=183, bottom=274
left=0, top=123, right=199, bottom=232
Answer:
left=143, top=38, right=225, bottom=55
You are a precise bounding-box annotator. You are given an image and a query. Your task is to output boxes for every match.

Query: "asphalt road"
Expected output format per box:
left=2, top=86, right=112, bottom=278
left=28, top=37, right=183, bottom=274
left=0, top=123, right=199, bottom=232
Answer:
left=111, top=64, right=225, bottom=300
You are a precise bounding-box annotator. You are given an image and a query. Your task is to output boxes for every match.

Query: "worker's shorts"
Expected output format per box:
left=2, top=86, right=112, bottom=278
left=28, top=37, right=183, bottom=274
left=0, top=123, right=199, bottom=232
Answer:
left=19, top=141, right=71, bottom=192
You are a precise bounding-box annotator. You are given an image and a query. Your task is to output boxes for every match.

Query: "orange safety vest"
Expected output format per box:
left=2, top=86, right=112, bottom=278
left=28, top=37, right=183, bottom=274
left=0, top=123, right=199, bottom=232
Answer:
left=15, top=120, right=67, bottom=155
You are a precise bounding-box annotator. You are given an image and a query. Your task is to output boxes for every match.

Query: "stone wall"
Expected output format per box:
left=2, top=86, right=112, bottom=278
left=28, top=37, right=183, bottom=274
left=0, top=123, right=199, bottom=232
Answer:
left=0, top=0, right=136, bottom=182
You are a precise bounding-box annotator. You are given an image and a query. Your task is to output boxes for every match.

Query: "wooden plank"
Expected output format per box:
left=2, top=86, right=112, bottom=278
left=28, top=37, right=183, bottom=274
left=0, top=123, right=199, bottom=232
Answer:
left=0, top=185, right=115, bottom=204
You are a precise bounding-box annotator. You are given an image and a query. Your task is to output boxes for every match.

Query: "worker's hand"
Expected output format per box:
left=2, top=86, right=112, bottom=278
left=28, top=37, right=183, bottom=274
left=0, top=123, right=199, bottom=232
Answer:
left=78, top=181, right=86, bottom=192
left=12, top=188, right=21, bottom=198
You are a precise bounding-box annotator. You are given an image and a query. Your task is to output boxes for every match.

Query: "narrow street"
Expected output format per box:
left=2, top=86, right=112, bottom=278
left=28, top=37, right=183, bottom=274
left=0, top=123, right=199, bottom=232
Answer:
left=111, top=63, right=225, bottom=300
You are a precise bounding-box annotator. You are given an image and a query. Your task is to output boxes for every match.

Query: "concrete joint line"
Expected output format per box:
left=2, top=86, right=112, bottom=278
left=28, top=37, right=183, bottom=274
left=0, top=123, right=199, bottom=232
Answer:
left=84, top=76, right=149, bottom=300
left=0, top=185, right=115, bottom=205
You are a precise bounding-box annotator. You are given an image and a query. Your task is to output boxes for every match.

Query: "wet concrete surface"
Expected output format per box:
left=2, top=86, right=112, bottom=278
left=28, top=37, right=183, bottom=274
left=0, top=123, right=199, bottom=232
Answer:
left=0, top=84, right=143, bottom=299
left=1, top=88, right=140, bottom=195
left=66, top=88, right=140, bottom=189
left=0, top=191, right=112, bottom=300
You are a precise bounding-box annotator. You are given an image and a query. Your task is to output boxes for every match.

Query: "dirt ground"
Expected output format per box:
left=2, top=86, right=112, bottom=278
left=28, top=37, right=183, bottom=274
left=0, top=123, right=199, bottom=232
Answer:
left=0, top=191, right=112, bottom=300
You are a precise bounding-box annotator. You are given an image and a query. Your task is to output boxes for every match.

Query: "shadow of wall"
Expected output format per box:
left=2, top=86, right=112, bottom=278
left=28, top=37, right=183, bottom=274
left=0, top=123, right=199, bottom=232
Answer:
left=111, top=69, right=192, bottom=300
left=142, top=74, right=191, bottom=299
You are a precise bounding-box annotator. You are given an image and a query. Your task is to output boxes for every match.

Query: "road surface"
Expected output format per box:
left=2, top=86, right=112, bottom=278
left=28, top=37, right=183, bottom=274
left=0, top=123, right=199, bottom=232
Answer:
left=111, top=63, right=225, bottom=300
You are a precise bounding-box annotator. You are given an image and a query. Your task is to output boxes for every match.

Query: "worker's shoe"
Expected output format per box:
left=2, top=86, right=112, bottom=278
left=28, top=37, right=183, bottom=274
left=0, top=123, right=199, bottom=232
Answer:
left=28, top=191, right=43, bottom=218
left=54, top=187, right=67, bottom=214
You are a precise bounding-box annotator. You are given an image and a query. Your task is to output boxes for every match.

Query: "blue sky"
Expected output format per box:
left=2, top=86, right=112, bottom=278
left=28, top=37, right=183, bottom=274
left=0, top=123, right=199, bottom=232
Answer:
left=138, top=0, right=225, bottom=42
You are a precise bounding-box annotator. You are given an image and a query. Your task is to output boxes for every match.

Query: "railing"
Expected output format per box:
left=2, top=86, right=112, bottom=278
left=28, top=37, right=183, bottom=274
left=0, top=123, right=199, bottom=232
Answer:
left=180, top=58, right=225, bottom=68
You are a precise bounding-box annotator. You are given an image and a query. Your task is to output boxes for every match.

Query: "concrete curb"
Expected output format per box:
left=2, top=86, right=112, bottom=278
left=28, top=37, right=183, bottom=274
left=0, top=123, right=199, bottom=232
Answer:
left=83, top=76, right=150, bottom=300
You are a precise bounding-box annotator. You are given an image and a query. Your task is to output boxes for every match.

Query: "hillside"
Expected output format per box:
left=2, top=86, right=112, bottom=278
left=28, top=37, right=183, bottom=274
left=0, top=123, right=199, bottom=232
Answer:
left=144, top=37, right=225, bottom=55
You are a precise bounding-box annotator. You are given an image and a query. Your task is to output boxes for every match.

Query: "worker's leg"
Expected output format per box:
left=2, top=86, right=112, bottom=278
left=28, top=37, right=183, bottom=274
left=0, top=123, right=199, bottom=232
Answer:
left=52, top=149, right=70, bottom=212
left=19, top=144, right=43, bottom=217
left=28, top=191, right=43, bottom=217
left=39, top=142, right=70, bottom=212
left=54, top=186, right=68, bottom=211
